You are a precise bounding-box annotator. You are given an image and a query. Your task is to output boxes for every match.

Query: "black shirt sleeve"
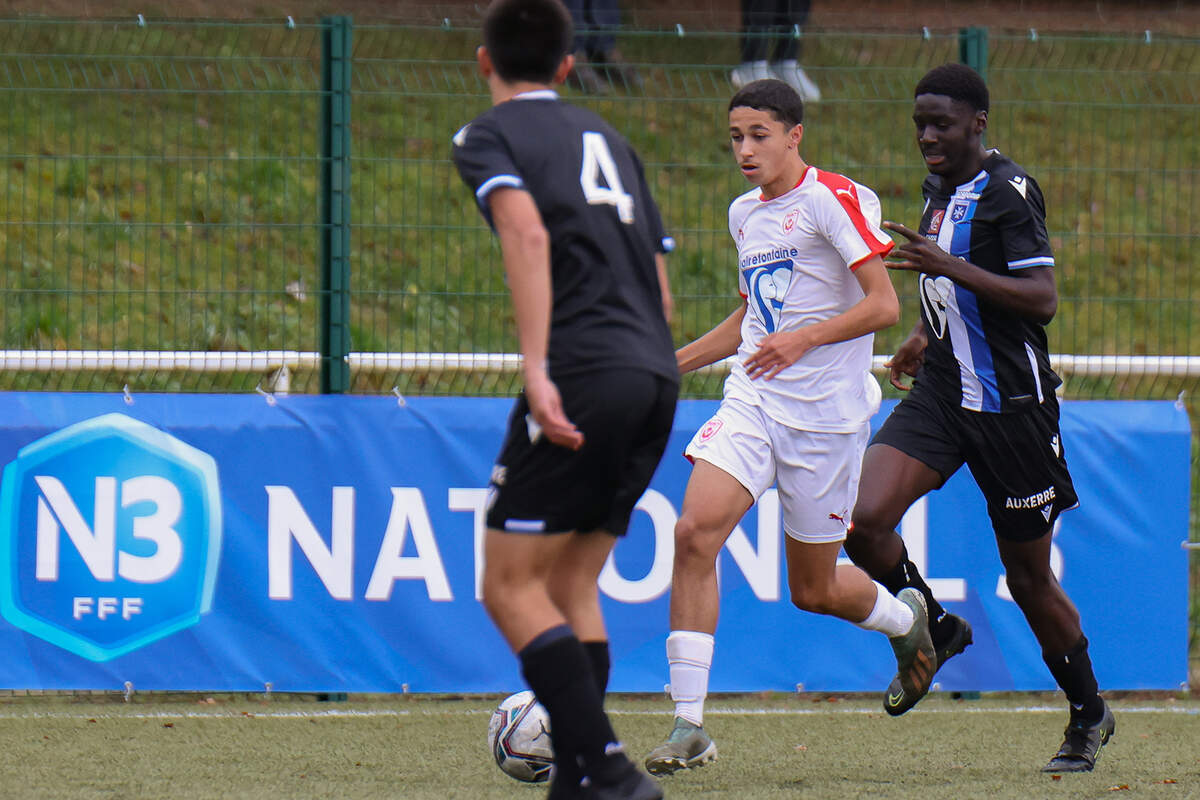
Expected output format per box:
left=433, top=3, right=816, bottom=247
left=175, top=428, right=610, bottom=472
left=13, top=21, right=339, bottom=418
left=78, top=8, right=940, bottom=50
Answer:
left=451, top=117, right=524, bottom=226
left=995, top=173, right=1055, bottom=270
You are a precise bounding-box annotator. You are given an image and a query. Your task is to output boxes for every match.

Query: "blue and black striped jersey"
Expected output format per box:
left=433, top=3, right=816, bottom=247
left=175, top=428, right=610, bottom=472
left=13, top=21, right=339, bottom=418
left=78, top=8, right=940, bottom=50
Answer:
left=914, top=151, right=1061, bottom=413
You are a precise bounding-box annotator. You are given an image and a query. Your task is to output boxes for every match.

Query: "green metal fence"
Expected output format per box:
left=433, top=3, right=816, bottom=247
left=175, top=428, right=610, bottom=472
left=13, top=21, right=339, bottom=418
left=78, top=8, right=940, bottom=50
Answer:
left=1, top=19, right=1197, bottom=400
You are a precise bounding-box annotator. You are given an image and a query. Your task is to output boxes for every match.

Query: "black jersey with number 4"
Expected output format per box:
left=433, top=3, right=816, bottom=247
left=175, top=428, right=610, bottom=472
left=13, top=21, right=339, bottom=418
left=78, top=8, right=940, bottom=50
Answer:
left=452, top=91, right=678, bottom=384
left=914, top=150, right=1060, bottom=414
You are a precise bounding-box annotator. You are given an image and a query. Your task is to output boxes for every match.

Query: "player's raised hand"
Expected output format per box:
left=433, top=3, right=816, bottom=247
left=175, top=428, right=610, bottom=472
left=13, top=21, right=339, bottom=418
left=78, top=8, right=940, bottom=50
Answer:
left=744, top=329, right=813, bottom=381
left=883, top=221, right=961, bottom=277
left=884, top=329, right=928, bottom=391
left=522, top=370, right=584, bottom=450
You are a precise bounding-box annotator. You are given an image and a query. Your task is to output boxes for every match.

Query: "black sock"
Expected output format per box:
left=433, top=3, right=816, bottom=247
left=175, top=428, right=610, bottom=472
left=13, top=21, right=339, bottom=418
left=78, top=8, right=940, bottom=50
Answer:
left=1044, top=635, right=1104, bottom=723
left=519, top=628, right=630, bottom=785
left=583, top=640, right=611, bottom=699
left=548, top=641, right=610, bottom=799
left=876, top=545, right=954, bottom=647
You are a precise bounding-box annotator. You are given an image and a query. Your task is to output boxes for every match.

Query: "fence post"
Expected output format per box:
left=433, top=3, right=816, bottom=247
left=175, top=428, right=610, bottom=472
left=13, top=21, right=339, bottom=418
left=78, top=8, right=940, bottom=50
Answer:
left=958, top=25, right=988, bottom=82
left=320, top=15, right=352, bottom=394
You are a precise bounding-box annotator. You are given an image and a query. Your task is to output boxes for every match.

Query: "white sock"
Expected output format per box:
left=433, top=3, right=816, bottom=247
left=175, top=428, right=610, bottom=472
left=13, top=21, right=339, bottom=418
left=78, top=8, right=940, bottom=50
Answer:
left=666, top=630, right=714, bottom=727
left=856, top=581, right=914, bottom=637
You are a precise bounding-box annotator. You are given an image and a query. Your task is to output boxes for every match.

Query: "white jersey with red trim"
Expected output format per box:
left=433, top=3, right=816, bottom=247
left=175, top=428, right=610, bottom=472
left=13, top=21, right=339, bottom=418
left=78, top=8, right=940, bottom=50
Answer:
left=723, top=166, right=895, bottom=433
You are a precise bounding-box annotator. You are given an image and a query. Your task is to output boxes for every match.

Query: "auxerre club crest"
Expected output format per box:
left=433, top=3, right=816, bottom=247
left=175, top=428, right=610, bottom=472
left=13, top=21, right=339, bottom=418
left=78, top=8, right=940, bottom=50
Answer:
left=0, top=414, right=221, bottom=662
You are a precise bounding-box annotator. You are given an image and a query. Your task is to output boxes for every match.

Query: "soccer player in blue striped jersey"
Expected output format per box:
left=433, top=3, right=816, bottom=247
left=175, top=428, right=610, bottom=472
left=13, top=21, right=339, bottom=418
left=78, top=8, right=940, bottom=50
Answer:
left=844, top=63, right=1115, bottom=773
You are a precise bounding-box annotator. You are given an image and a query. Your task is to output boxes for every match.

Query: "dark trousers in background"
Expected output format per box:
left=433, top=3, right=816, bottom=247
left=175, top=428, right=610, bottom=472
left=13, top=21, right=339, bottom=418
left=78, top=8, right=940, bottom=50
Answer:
left=741, top=0, right=812, bottom=62
left=565, top=0, right=621, bottom=58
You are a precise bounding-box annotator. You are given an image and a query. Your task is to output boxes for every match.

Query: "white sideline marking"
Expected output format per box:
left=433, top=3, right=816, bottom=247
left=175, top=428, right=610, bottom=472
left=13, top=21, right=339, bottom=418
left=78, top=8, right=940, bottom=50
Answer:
left=0, top=705, right=1194, bottom=720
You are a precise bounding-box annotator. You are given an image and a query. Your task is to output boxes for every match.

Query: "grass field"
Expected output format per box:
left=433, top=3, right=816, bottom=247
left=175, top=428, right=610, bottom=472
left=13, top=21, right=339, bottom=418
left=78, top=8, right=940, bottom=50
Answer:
left=0, top=692, right=1196, bottom=799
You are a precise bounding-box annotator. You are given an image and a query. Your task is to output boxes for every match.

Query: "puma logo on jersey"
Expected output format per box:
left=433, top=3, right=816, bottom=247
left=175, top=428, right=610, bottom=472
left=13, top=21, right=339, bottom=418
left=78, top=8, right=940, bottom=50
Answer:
left=1008, top=175, right=1028, bottom=198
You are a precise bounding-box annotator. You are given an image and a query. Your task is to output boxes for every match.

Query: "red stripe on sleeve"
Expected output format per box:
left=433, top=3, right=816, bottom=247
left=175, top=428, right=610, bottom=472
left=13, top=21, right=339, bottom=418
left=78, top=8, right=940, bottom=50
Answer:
left=813, top=169, right=895, bottom=269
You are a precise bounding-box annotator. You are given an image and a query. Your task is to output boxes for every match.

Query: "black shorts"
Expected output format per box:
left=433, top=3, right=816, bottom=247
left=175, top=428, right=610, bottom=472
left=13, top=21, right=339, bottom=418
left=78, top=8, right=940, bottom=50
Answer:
left=485, top=368, right=678, bottom=536
left=871, top=382, right=1078, bottom=541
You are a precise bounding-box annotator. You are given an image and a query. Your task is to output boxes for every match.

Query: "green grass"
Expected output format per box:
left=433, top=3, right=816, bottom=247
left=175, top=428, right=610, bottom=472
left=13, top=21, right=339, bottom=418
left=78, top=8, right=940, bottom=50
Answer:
left=0, top=692, right=1195, bottom=799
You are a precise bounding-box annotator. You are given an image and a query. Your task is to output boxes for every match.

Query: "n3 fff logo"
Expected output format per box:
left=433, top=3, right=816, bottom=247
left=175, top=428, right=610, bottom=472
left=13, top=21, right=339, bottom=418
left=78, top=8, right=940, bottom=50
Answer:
left=0, top=414, right=221, bottom=662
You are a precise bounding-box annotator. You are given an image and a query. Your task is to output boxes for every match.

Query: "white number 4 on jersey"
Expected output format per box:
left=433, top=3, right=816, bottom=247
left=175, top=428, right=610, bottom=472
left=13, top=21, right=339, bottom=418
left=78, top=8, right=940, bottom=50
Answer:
left=580, top=131, right=635, bottom=224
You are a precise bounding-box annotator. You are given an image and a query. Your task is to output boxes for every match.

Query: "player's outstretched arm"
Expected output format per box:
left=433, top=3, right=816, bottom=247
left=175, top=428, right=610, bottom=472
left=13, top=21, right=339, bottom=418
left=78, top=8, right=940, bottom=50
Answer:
left=489, top=186, right=584, bottom=450
left=744, top=255, right=899, bottom=381
left=883, top=221, right=1058, bottom=324
left=676, top=301, right=746, bottom=375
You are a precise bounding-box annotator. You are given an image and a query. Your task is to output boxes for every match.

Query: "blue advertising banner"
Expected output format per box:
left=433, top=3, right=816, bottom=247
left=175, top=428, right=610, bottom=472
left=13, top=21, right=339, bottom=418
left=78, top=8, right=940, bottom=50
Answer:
left=0, top=393, right=1188, bottom=693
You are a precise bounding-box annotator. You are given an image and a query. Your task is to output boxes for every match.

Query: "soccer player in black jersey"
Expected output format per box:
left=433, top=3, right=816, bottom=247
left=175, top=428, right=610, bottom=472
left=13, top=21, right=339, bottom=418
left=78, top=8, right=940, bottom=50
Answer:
left=451, top=2, right=676, bottom=798
left=844, top=63, right=1114, bottom=773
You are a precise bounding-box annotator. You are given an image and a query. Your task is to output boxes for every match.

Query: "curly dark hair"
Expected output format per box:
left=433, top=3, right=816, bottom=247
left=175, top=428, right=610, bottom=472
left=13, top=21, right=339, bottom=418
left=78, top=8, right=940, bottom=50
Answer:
left=914, top=63, right=989, bottom=113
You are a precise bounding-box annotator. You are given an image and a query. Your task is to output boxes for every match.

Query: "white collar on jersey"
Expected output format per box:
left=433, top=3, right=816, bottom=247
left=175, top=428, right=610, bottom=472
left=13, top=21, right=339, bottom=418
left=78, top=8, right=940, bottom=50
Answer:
left=514, top=90, right=559, bottom=101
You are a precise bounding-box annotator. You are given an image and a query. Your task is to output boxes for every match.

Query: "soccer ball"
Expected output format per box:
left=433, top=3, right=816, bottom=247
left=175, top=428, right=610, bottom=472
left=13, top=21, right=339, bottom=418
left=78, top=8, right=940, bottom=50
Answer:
left=488, top=690, right=555, bottom=782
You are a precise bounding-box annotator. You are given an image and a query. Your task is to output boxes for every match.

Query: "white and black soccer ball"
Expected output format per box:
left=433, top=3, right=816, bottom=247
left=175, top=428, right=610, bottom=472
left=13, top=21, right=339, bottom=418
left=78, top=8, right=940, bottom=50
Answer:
left=487, top=690, right=554, bottom=782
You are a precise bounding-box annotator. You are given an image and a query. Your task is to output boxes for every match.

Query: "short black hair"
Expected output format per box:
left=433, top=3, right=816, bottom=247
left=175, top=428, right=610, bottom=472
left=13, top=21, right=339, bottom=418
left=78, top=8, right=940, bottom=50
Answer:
left=914, top=63, right=989, bottom=112
left=483, top=0, right=574, bottom=84
left=729, top=78, right=804, bottom=129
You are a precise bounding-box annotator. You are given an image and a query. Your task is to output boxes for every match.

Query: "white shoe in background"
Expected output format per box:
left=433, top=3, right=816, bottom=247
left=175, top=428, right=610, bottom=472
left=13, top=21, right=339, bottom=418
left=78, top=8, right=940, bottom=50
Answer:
left=772, top=59, right=821, bottom=101
left=730, top=60, right=771, bottom=89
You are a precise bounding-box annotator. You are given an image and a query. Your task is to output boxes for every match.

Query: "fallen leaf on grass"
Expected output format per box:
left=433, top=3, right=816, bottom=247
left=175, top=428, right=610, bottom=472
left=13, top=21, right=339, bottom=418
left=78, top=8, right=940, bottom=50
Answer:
left=1155, top=780, right=1177, bottom=785
left=1050, top=776, right=1062, bottom=782
left=794, top=745, right=807, bottom=752
left=162, top=723, right=174, bottom=728
left=1107, top=785, right=1129, bottom=791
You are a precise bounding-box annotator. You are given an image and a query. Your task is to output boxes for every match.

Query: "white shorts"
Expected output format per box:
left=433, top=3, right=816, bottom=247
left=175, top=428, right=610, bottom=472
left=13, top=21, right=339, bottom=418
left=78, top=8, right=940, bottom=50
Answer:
left=684, top=397, right=869, bottom=543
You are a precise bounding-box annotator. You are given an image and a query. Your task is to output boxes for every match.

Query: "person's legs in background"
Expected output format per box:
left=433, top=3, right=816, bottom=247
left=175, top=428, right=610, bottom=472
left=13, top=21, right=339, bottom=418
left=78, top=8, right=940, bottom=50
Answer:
left=731, top=0, right=775, bottom=88
left=768, top=0, right=821, bottom=100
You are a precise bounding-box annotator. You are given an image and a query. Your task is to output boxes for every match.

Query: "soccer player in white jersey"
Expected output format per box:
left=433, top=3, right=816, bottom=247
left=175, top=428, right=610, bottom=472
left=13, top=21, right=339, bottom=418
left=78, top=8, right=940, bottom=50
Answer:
left=644, top=79, right=936, bottom=776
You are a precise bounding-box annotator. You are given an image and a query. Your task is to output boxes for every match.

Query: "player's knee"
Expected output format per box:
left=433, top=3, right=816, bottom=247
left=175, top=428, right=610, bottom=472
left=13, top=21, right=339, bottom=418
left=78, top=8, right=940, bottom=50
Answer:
left=547, top=575, right=594, bottom=614
left=1003, top=563, right=1053, bottom=604
left=673, top=514, right=724, bottom=565
left=481, top=568, right=521, bottom=618
left=846, top=502, right=896, bottom=544
left=789, top=582, right=835, bottom=615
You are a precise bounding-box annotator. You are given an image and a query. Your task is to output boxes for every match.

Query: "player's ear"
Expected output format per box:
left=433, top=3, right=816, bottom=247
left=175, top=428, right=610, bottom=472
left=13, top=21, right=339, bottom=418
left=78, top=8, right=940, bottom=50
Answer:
left=790, top=123, right=804, bottom=150
left=975, top=109, right=988, bottom=135
left=476, top=45, right=493, bottom=78
left=552, top=53, right=575, bottom=86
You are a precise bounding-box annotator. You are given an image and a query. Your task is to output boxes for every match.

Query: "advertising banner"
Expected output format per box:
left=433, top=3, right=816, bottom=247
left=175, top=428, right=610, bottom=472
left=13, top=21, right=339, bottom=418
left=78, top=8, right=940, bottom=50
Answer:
left=0, top=393, right=1188, bottom=692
